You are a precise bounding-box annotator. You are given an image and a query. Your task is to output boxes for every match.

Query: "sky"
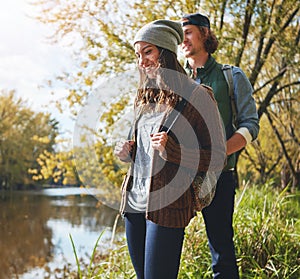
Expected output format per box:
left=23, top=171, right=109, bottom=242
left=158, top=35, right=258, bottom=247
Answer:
left=0, top=0, right=75, bottom=140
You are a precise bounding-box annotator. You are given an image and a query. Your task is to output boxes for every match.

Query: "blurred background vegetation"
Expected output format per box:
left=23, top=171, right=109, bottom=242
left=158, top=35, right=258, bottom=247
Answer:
left=1, top=0, right=298, bottom=192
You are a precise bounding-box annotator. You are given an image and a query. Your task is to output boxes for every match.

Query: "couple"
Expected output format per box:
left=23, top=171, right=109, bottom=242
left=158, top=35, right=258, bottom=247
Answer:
left=114, top=13, right=259, bottom=279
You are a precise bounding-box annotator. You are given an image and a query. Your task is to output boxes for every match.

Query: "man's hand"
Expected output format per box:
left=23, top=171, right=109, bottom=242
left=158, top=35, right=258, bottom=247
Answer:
left=226, top=133, right=247, bottom=155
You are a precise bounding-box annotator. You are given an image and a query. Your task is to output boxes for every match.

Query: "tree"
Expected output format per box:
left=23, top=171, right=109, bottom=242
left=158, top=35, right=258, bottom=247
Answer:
left=30, top=148, right=80, bottom=186
left=31, top=0, right=300, bottom=187
left=0, top=90, right=59, bottom=189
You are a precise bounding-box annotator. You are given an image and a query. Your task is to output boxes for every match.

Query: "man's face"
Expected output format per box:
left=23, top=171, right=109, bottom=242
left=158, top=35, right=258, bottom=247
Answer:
left=180, top=24, right=204, bottom=58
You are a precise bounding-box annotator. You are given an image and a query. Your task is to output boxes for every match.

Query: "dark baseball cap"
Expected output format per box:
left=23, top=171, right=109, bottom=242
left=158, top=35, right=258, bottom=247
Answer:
left=182, top=13, right=210, bottom=29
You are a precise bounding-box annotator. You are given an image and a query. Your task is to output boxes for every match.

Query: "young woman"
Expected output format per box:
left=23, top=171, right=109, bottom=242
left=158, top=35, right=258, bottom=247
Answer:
left=114, top=19, right=226, bottom=279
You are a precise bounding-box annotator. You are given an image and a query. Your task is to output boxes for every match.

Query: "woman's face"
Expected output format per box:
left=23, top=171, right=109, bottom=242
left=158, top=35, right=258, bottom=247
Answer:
left=134, top=41, right=160, bottom=78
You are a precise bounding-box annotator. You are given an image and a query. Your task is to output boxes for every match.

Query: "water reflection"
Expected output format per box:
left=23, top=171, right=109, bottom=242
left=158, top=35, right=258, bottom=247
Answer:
left=0, top=188, right=123, bottom=279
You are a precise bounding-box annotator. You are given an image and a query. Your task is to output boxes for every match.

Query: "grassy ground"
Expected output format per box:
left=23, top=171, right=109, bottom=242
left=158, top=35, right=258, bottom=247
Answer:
left=67, top=182, right=300, bottom=278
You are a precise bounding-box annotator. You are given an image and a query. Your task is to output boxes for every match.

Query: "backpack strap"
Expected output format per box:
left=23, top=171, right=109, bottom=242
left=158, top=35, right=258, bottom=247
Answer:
left=222, top=64, right=241, bottom=183
left=161, top=81, right=197, bottom=134
left=222, top=64, right=238, bottom=129
left=162, top=98, right=188, bottom=134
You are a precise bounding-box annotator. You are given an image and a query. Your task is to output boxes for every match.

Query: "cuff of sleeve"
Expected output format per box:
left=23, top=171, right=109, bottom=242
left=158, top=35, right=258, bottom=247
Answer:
left=235, top=127, right=253, bottom=144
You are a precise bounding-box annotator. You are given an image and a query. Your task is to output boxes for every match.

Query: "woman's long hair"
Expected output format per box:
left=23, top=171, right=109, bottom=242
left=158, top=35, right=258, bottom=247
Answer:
left=135, top=48, right=187, bottom=109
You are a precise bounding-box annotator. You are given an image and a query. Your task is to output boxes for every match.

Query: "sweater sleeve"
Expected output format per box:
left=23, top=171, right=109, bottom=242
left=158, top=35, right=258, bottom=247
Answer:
left=160, top=136, right=214, bottom=171
left=159, top=86, right=226, bottom=173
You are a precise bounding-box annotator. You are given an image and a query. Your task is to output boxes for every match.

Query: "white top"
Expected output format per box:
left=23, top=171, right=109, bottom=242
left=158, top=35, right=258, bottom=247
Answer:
left=128, top=109, right=165, bottom=212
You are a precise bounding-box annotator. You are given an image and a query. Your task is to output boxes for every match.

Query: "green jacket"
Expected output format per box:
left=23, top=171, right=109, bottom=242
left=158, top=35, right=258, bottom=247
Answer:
left=185, top=55, right=259, bottom=170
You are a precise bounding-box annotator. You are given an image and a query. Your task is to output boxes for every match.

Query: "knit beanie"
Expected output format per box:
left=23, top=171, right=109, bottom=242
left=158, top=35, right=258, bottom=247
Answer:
left=133, top=19, right=183, bottom=54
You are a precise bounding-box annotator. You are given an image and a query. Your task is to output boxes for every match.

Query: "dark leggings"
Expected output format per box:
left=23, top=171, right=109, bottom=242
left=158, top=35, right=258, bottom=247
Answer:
left=124, top=213, right=185, bottom=279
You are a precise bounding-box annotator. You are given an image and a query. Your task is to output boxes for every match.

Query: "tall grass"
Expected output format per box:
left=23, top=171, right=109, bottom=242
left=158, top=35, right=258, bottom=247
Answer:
left=234, top=182, right=300, bottom=278
left=69, top=182, right=299, bottom=278
left=180, top=182, right=300, bottom=278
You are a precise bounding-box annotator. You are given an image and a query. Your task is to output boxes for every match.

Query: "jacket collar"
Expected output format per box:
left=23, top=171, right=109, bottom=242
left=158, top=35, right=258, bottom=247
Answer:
left=184, top=55, right=217, bottom=77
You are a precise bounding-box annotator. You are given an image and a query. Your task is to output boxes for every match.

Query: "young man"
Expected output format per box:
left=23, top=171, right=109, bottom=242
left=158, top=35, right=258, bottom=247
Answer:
left=180, top=13, right=259, bottom=278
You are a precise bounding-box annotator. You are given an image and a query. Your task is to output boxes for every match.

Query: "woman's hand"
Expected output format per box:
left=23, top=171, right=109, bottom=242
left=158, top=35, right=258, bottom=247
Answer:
left=150, top=132, right=168, bottom=155
left=114, top=139, right=134, bottom=161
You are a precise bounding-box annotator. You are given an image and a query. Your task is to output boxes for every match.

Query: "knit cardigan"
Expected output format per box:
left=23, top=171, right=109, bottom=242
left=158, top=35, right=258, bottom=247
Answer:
left=120, top=82, right=226, bottom=228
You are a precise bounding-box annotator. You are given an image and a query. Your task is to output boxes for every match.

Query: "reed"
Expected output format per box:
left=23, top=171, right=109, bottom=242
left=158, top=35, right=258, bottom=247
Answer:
left=69, top=230, right=106, bottom=278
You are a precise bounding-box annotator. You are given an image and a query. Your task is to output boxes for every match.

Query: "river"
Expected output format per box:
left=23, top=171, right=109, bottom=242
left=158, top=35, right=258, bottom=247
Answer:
left=0, top=187, right=124, bottom=279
